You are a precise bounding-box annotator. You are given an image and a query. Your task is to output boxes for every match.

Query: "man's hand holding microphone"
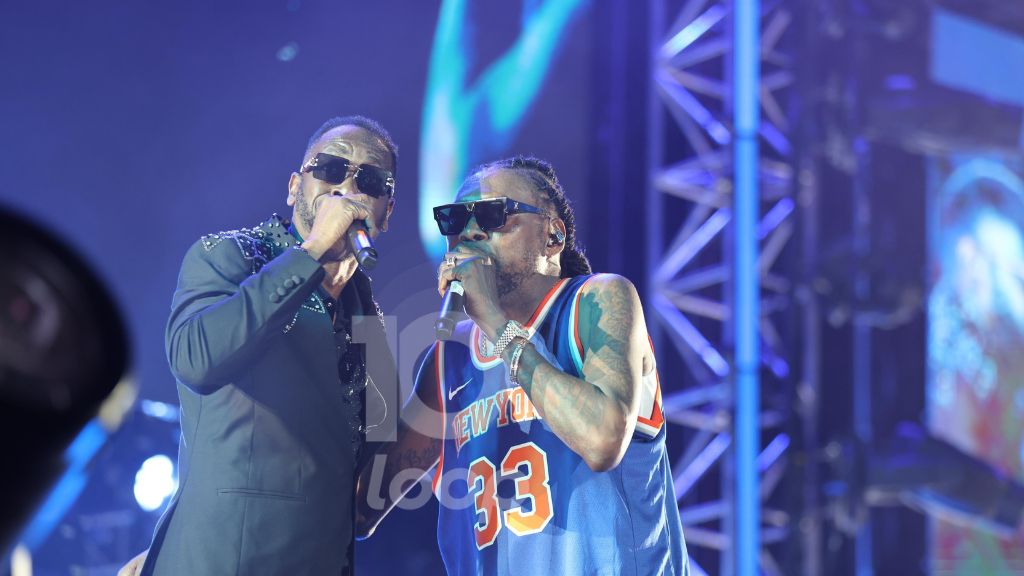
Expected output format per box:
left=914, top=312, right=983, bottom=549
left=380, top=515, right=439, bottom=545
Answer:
left=301, top=194, right=378, bottom=269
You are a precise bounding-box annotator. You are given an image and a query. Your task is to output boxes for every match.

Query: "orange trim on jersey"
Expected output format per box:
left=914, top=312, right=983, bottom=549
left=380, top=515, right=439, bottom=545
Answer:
left=573, top=312, right=583, bottom=365
left=637, top=338, right=665, bottom=432
left=472, top=278, right=570, bottom=364
left=471, top=324, right=500, bottom=364
left=525, top=278, right=570, bottom=328
left=637, top=369, right=665, bottom=430
left=432, top=341, right=445, bottom=495
left=573, top=303, right=584, bottom=362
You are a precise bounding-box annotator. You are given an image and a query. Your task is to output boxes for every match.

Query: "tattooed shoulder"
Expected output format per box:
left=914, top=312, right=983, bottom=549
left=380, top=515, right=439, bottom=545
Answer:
left=580, top=274, right=640, bottom=343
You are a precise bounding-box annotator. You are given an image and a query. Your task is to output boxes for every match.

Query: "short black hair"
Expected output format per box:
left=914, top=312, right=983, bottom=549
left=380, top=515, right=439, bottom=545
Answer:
left=304, top=115, right=398, bottom=176
left=470, top=156, right=592, bottom=278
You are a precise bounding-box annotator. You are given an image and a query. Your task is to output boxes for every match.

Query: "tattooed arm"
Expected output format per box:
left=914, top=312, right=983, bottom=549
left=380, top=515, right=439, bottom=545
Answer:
left=355, top=345, right=444, bottom=539
left=508, top=274, right=650, bottom=472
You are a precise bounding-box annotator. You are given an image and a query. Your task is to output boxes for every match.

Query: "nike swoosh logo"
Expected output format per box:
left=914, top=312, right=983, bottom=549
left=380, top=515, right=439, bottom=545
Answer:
left=449, top=378, right=473, bottom=400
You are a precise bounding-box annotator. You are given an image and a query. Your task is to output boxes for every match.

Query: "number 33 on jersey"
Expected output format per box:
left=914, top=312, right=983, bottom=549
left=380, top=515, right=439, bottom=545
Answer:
left=427, top=276, right=688, bottom=576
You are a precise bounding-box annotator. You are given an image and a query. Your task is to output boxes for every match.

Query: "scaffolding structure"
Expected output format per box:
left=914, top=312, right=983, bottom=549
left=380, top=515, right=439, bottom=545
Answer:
left=647, top=0, right=798, bottom=574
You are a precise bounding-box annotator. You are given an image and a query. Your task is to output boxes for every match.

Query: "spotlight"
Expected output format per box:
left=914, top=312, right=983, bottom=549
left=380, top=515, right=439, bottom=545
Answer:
left=133, top=455, right=177, bottom=513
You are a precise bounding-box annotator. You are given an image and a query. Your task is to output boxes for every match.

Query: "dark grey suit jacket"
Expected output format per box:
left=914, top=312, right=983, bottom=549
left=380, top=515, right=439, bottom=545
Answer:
left=142, top=215, right=394, bottom=576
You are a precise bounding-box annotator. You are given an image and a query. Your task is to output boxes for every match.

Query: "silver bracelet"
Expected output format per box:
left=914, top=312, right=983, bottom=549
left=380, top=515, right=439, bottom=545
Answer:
left=507, top=338, right=529, bottom=384
left=490, top=320, right=529, bottom=358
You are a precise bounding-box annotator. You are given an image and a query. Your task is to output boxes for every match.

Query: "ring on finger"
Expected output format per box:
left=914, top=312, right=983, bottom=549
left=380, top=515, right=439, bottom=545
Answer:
left=437, top=259, right=454, bottom=279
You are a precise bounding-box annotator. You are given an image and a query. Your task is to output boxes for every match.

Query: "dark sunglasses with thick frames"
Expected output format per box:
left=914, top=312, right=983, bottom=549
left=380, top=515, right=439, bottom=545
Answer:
left=433, top=196, right=547, bottom=236
left=301, top=153, right=395, bottom=198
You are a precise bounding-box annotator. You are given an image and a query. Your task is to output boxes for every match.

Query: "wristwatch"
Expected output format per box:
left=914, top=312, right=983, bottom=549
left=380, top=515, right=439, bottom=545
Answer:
left=489, top=320, right=530, bottom=359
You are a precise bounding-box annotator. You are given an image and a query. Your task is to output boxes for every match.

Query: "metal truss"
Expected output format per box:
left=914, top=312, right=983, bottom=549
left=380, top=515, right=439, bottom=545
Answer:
left=648, top=1, right=796, bottom=574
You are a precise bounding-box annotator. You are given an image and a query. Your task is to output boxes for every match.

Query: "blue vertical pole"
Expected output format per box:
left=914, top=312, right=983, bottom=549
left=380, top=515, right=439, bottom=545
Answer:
left=648, top=0, right=665, bottom=359
left=734, top=0, right=760, bottom=575
left=852, top=138, right=874, bottom=576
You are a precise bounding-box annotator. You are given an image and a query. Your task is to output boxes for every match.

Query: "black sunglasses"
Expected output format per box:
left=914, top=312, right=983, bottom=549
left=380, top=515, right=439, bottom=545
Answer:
left=432, top=197, right=547, bottom=236
left=301, top=153, right=395, bottom=198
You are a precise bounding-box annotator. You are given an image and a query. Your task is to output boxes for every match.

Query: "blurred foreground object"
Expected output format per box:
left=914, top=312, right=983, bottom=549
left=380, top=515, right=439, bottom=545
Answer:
left=0, top=206, right=132, bottom=554
left=826, top=422, right=1024, bottom=538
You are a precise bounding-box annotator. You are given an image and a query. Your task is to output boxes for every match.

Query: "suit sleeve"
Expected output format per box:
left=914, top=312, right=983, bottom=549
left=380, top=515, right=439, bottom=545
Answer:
left=165, top=238, right=326, bottom=393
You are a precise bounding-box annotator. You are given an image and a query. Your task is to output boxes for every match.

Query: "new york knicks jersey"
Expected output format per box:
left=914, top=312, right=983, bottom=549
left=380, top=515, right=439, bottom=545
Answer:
left=429, top=275, right=688, bottom=576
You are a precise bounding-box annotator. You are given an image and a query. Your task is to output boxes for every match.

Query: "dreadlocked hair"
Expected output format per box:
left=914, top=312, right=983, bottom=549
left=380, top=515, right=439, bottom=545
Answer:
left=475, top=156, right=592, bottom=278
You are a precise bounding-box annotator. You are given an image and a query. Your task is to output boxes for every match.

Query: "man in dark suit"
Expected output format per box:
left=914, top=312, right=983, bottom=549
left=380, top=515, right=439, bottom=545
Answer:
left=122, top=116, right=399, bottom=575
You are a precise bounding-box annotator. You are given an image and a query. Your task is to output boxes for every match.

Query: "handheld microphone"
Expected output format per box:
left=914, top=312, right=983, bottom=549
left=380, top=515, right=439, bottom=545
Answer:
left=347, top=221, right=378, bottom=271
left=435, top=280, right=466, bottom=339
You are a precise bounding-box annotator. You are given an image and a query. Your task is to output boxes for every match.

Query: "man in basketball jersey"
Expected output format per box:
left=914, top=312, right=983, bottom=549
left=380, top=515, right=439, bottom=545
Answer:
left=357, top=156, right=688, bottom=575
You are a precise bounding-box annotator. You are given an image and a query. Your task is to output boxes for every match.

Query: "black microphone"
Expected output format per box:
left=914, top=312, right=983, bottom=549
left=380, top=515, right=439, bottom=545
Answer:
left=435, top=280, right=466, bottom=339
left=347, top=221, right=378, bottom=271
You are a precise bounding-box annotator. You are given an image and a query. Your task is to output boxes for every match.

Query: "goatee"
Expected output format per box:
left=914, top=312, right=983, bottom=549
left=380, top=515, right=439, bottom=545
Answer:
left=497, top=267, right=529, bottom=297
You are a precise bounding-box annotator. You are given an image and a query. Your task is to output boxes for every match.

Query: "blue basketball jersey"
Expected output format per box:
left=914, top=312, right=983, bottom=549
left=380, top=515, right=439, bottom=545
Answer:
left=430, top=275, right=688, bottom=576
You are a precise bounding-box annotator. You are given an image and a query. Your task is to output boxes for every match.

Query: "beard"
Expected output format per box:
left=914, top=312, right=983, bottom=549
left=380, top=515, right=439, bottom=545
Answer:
left=294, top=186, right=317, bottom=233
left=495, top=251, right=534, bottom=297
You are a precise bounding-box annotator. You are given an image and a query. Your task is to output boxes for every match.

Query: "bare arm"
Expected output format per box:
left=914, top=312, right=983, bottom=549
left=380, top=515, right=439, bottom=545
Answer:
left=355, top=345, right=444, bottom=539
left=508, top=274, right=648, bottom=472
